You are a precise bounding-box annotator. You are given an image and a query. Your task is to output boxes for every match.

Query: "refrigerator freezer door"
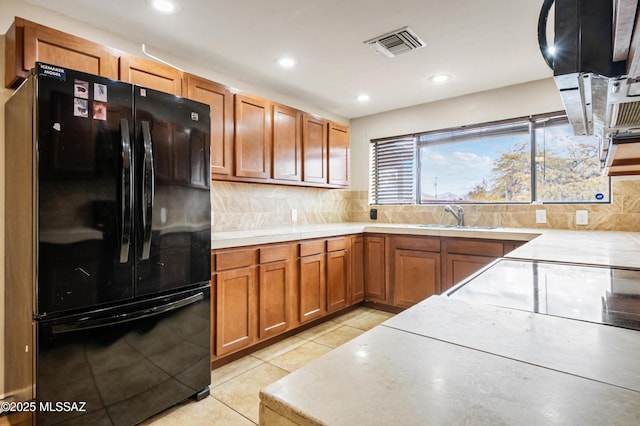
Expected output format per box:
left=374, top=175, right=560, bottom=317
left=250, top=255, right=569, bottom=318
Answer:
left=36, top=64, right=135, bottom=316
left=36, top=285, right=211, bottom=425
left=133, top=87, right=211, bottom=296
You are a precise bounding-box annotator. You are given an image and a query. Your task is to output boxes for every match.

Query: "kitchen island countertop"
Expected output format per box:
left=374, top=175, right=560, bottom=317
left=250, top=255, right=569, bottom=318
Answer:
left=253, top=225, right=640, bottom=425
left=260, top=296, right=640, bottom=425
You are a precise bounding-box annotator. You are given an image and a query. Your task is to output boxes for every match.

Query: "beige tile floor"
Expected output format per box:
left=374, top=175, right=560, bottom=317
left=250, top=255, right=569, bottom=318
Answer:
left=142, top=307, right=394, bottom=425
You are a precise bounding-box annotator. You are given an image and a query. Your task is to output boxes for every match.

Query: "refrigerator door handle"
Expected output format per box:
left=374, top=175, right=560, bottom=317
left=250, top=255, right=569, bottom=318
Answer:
left=120, top=118, right=133, bottom=263
left=141, top=121, right=155, bottom=260
left=51, top=291, right=204, bottom=334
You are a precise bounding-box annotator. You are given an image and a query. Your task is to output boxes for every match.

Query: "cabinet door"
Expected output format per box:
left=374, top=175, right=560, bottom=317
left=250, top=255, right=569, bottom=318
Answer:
left=350, top=236, right=365, bottom=304
left=302, top=114, right=328, bottom=184
left=443, top=254, right=496, bottom=293
left=364, top=236, right=387, bottom=303
left=119, top=54, right=182, bottom=95
left=393, top=249, right=440, bottom=308
left=214, top=267, right=256, bottom=356
left=259, top=260, right=291, bottom=339
left=235, top=94, right=271, bottom=179
left=441, top=238, right=505, bottom=293
left=272, top=104, right=302, bottom=181
left=326, top=250, right=348, bottom=312
left=185, top=74, right=234, bottom=177
left=299, top=254, right=326, bottom=323
left=5, top=18, right=119, bottom=88
left=328, top=122, right=350, bottom=186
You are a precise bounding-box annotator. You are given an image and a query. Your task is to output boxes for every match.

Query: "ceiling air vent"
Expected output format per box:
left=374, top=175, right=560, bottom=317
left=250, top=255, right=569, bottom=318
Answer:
left=364, top=26, right=426, bottom=58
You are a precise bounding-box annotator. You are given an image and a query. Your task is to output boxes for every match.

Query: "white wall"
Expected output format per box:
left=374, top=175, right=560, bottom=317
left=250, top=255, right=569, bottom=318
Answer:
left=349, top=78, right=565, bottom=190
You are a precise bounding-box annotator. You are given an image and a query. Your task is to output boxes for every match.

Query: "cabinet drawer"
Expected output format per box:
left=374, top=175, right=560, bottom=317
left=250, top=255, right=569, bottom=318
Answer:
left=446, top=239, right=503, bottom=257
left=393, top=236, right=440, bottom=252
left=260, top=244, right=291, bottom=263
left=299, top=240, right=325, bottom=257
left=326, top=237, right=347, bottom=252
left=215, top=248, right=257, bottom=271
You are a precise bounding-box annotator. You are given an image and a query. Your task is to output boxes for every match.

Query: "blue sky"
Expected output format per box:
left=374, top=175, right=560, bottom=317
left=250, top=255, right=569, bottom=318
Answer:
left=420, top=135, right=529, bottom=197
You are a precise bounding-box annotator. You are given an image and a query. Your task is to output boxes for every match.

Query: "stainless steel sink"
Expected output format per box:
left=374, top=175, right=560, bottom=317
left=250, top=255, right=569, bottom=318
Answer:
left=417, top=224, right=496, bottom=230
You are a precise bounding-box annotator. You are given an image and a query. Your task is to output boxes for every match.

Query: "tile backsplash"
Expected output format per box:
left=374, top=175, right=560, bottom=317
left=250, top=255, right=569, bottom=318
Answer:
left=212, top=179, right=640, bottom=232
left=352, top=178, right=640, bottom=232
left=211, top=181, right=351, bottom=231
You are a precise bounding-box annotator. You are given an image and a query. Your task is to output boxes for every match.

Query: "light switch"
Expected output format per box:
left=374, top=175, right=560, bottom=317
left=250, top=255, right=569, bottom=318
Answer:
left=576, top=210, right=588, bottom=225
left=535, top=210, right=546, bottom=224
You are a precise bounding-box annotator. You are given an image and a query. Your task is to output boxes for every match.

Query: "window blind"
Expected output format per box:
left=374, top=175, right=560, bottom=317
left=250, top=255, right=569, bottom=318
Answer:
left=370, top=137, right=416, bottom=205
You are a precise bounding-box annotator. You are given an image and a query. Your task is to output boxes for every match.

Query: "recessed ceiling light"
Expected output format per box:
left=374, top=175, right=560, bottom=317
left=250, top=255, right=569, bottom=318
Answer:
left=278, top=57, right=297, bottom=68
left=149, top=0, right=177, bottom=14
left=357, top=94, right=370, bottom=102
left=429, top=74, right=451, bottom=83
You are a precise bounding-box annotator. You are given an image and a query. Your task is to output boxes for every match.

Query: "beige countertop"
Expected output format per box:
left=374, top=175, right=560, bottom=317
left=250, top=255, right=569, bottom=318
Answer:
left=213, top=222, right=640, bottom=269
left=260, top=297, right=640, bottom=425
left=255, top=224, right=640, bottom=425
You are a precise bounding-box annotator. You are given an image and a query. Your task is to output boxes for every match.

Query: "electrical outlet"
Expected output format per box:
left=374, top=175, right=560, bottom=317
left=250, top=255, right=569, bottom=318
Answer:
left=535, top=210, right=546, bottom=224
left=211, top=211, right=215, bottom=226
left=291, top=209, right=298, bottom=223
left=370, top=208, right=378, bottom=220
left=576, top=210, right=588, bottom=225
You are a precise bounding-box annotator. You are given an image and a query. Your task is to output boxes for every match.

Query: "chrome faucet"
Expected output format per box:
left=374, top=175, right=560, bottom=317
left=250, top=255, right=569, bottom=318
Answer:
left=444, top=205, right=464, bottom=227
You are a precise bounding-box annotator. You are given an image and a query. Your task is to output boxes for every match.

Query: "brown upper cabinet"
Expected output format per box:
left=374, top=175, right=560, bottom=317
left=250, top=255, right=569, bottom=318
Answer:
left=119, top=54, right=182, bottom=96
left=4, top=16, right=350, bottom=189
left=302, top=114, right=328, bottom=184
left=235, top=94, right=272, bottom=179
left=328, top=122, right=350, bottom=187
left=185, top=74, right=234, bottom=177
left=272, top=104, right=303, bottom=182
left=4, top=17, right=118, bottom=88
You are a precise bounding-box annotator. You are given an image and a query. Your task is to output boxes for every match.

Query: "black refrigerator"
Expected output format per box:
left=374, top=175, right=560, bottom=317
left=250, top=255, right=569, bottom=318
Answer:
left=4, top=63, right=212, bottom=425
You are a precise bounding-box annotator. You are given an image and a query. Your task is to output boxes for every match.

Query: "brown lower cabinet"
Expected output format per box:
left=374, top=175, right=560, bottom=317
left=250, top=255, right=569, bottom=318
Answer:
left=365, top=234, right=526, bottom=310
left=389, top=236, right=441, bottom=308
left=441, top=237, right=509, bottom=293
left=298, top=252, right=326, bottom=323
left=213, top=251, right=257, bottom=357
left=393, top=249, right=441, bottom=308
left=326, top=237, right=349, bottom=312
left=258, top=244, right=295, bottom=339
left=212, top=243, right=295, bottom=359
left=364, top=236, right=387, bottom=303
left=212, top=235, right=359, bottom=362
left=350, top=236, right=365, bottom=304
left=211, top=233, right=528, bottom=362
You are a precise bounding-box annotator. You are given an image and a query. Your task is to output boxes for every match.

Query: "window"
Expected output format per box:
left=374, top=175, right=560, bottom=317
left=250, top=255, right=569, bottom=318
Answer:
left=370, top=137, right=416, bottom=204
left=369, top=113, right=610, bottom=205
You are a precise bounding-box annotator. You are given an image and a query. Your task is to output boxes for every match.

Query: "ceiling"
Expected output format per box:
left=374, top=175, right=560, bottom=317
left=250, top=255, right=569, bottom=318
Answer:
left=24, top=0, right=553, bottom=119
